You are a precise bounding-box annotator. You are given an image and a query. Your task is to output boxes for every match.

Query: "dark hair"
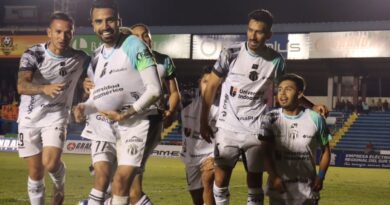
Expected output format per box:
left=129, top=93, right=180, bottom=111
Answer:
left=202, top=65, right=213, bottom=76
left=278, top=73, right=306, bottom=92
left=50, top=11, right=74, bottom=26
left=90, top=0, right=119, bottom=19
left=248, top=9, right=273, bottom=31
left=130, top=23, right=150, bottom=33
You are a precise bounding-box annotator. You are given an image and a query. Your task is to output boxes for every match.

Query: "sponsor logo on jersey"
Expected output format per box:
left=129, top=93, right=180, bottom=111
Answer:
left=290, top=123, right=298, bottom=128
left=100, top=62, right=108, bottom=78
left=109, top=67, right=127, bottom=74
left=238, top=116, right=258, bottom=121
left=126, top=136, right=143, bottom=143
left=27, top=96, right=37, bottom=114
left=229, top=86, right=239, bottom=97
left=251, top=64, right=259, bottom=69
left=221, top=111, right=227, bottom=117
left=229, top=86, right=263, bottom=100
left=249, top=71, right=258, bottom=81
left=288, top=130, right=299, bottom=140
left=96, top=114, right=115, bottom=124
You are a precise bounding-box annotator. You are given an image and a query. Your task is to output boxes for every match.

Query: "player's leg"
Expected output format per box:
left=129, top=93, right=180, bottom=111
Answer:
left=185, top=164, right=204, bottom=205
left=200, top=157, right=215, bottom=205
left=88, top=141, right=116, bottom=205
left=41, top=124, right=67, bottom=205
left=213, top=128, right=241, bottom=205
left=18, top=127, right=45, bottom=205
left=243, top=135, right=266, bottom=205
left=129, top=114, right=163, bottom=205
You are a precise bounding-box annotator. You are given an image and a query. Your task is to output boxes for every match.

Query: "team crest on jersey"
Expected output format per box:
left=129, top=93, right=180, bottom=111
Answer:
left=249, top=71, right=258, bottom=81
left=136, top=49, right=152, bottom=61
left=0, top=36, right=17, bottom=55
left=59, top=67, right=67, bottom=77
left=229, top=86, right=239, bottom=97
left=130, top=92, right=140, bottom=100
left=127, top=144, right=139, bottom=155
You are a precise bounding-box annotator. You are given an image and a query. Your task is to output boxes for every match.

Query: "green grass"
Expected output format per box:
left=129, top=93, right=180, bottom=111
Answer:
left=1, top=152, right=390, bottom=205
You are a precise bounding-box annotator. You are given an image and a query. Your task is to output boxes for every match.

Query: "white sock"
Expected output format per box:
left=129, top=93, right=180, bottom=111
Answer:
left=213, top=182, right=230, bottom=205
left=111, top=195, right=128, bottom=205
left=28, top=177, right=45, bottom=205
left=247, top=188, right=264, bottom=205
left=48, top=162, right=66, bottom=188
left=134, top=194, right=153, bottom=205
left=88, top=188, right=105, bottom=205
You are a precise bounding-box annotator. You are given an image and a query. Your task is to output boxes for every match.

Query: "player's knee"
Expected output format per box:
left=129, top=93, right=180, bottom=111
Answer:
left=42, top=159, right=59, bottom=173
left=28, top=168, right=44, bottom=180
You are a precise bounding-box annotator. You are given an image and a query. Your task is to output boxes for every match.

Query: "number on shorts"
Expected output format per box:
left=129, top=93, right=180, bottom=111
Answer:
left=18, top=133, right=24, bottom=147
left=95, top=141, right=108, bottom=153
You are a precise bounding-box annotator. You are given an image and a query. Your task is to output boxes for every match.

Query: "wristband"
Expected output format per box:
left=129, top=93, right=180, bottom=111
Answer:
left=317, top=170, right=326, bottom=180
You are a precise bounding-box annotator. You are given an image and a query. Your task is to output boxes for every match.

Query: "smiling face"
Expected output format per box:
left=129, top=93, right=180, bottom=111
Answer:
left=47, top=19, right=73, bottom=54
left=246, top=19, right=271, bottom=51
left=91, top=8, right=121, bottom=47
left=277, top=79, right=302, bottom=110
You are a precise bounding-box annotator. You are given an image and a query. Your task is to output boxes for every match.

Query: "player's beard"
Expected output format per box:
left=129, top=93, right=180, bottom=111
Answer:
left=98, top=28, right=118, bottom=46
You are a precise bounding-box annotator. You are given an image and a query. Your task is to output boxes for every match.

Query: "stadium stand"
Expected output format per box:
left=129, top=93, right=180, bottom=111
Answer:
left=160, top=121, right=182, bottom=145
left=333, top=112, right=390, bottom=152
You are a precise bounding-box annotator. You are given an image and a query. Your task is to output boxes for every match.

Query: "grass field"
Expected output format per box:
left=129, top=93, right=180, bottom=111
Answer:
left=1, top=152, right=390, bottom=205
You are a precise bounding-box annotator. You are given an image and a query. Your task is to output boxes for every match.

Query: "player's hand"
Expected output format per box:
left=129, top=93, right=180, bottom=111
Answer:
left=73, top=104, right=86, bottom=123
left=271, top=175, right=286, bottom=193
left=200, top=122, right=214, bottom=143
left=313, top=104, right=329, bottom=118
left=312, top=176, right=323, bottom=192
left=101, top=111, right=126, bottom=122
left=83, top=77, right=94, bottom=94
left=42, top=83, right=65, bottom=98
left=163, top=110, right=174, bottom=128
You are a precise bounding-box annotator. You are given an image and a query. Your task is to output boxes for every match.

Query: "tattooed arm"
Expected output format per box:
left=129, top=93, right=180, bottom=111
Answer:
left=17, top=70, right=64, bottom=98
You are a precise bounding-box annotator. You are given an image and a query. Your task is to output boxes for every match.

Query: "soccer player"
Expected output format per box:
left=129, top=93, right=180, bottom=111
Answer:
left=263, top=73, right=331, bottom=205
left=17, top=12, right=90, bottom=205
left=129, top=23, right=181, bottom=205
left=88, top=1, right=163, bottom=205
left=200, top=9, right=328, bottom=205
left=181, top=66, right=217, bottom=205
left=74, top=62, right=117, bottom=205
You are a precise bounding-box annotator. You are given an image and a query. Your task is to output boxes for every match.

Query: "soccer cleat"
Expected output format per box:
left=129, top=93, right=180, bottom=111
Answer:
left=51, top=183, right=64, bottom=205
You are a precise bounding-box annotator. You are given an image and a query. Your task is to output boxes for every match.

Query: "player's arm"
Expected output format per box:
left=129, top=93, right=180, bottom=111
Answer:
left=163, top=77, right=181, bottom=127
left=104, top=66, right=162, bottom=122
left=17, top=71, right=64, bottom=98
left=299, top=97, right=329, bottom=118
left=200, top=71, right=223, bottom=143
left=313, top=143, right=331, bottom=192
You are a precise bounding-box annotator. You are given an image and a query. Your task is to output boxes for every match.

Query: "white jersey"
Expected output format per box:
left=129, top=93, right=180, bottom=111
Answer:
left=181, top=95, right=218, bottom=166
left=264, top=108, right=332, bottom=199
left=90, top=34, right=161, bottom=115
left=214, top=42, right=285, bottom=134
left=153, top=50, right=175, bottom=80
left=18, top=43, right=89, bottom=127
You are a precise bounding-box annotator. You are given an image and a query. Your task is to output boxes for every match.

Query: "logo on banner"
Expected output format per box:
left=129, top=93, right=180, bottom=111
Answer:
left=0, top=36, right=17, bottom=55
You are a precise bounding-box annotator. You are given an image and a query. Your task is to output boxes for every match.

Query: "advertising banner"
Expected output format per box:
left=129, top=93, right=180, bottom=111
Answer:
left=192, top=34, right=288, bottom=60
left=0, top=35, right=47, bottom=58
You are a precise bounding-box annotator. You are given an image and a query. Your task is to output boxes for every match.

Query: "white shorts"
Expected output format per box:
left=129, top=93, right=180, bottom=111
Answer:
left=115, top=114, right=163, bottom=168
left=90, top=140, right=117, bottom=165
left=18, top=124, right=67, bottom=158
left=214, top=128, right=265, bottom=173
left=185, top=157, right=214, bottom=191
